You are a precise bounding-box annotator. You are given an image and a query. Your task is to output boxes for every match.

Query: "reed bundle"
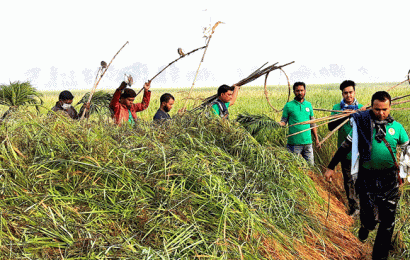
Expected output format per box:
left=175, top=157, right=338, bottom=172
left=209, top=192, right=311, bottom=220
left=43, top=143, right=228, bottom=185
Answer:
left=190, top=61, right=295, bottom=112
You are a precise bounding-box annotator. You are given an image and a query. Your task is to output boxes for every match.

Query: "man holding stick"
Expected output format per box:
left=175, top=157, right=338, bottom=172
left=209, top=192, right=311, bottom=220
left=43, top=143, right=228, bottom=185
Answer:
left=279, top=82, right=320, bottom=165
left=210, top=84, right=240, bottom=119
left=324, top=91, right=409, bottom=260
left=110, top=81, right=151, bottom=125
left=328, top=80, right=365, bottom=216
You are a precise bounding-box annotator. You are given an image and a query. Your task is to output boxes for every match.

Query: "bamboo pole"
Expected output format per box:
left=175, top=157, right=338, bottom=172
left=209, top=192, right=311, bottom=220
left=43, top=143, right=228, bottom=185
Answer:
left=318, top=118, right=350, bottom=147
left=279, top=67, right=291, bottom=103
left=263, top=72, right=282, bottom=112
left=81, top=41, right=129, bottom=119
left=286, top=114, right=352, bottom=138
left=134, top=45, right=207, bottom=97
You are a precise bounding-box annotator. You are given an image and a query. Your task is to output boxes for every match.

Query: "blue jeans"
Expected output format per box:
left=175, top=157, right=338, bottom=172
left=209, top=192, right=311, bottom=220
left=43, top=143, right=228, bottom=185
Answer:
left=287, top=144, right=314, bottom=165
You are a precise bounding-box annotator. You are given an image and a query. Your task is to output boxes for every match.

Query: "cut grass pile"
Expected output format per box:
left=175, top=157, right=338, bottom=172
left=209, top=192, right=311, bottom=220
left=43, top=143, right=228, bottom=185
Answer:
left=0, top=110, right=368, bottom=259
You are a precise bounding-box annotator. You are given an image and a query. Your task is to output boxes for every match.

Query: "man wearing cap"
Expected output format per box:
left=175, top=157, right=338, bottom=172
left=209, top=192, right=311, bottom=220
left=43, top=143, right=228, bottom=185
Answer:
left=328, top=80, right=365, bottom=216
left=51, top=90, right=89, bottom=119
left=110, top=81, right=151, bottom=125
left=279, top=82, right=320, bottom=165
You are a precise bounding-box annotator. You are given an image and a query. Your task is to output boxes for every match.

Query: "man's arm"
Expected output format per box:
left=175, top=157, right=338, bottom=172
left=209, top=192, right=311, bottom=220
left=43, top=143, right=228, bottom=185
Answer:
left=324, top=139, right=352, bottom=181
left=131, top=81, right=151, bottom=112
left=229, top=85, right=240, bottom=106
left=110, top=81, right=127, bottom=110
left=311, top=120, right=320, bottom=147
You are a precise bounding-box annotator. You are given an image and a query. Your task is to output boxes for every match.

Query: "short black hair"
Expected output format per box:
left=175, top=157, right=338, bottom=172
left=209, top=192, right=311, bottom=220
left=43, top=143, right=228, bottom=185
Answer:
left=371, top=91, right=391, bottom=106
left=217, top=84, right=234, bottom=96
left=293, top=82, right=306, bottom=91
left=340, top=80, right=355, bottom=91
left=160, top=93, right=175, bottom=104
left=120, top=88, right=137, bottom=99
left=59, top=90, right=74, bottom=101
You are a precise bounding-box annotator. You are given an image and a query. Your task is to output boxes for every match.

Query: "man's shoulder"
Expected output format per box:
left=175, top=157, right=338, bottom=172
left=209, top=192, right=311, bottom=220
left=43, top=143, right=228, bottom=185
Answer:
left=391, top=120, right=406, bottom=130
left=153, top=109, right=170, bottom=120
left=332, top=103, right=340, bottom=110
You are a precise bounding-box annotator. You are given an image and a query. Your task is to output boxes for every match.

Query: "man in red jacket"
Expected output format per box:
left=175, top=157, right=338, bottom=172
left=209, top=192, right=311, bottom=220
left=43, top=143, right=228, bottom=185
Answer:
left=110, top=81, right=151, bottom=125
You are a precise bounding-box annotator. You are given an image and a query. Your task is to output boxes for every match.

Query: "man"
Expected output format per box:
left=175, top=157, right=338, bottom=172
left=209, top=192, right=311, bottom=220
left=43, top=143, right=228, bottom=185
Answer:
left=51, top=90, right=89, bottom=119
left=324, top=91, right=409, bottom=260
left=210, top=84, right=240, bottom=119
left=153, top=93, right=174, bottom=121
left=110, top=81, right=151, bottom=125
left=328, top=80, right=365, bottom=216
left=279, top=82, right=320, bottom=165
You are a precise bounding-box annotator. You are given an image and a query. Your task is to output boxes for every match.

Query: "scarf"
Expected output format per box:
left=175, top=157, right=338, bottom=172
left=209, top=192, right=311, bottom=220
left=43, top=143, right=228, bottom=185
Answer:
left=373, top=114, right=394, bottom=143
left=340, top=98, right=359, bottom=110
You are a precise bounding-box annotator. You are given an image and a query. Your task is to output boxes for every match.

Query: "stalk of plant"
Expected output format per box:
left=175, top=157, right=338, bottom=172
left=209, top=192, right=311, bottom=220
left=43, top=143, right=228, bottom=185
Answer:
left=134, top=45, right=207, bottom=97
left=183, top=21, right=223, bottom=108
left=80, top=41, right=129, bottom=119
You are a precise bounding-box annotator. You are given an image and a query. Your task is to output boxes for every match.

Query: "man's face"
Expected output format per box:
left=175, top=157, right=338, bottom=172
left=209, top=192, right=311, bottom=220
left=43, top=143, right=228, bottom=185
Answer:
left=372, top=99, right=391, bottom=121
left=294, top=85, right=305, bottom=101
left=163, top=99, right=175, bottom=112
left=60, top=99, right=73, bottom=109
left=220, top=90, right=233, bottom=103
left=120, top=97, right=135, bottom=109
left=342, top=86, right=356, bottom=105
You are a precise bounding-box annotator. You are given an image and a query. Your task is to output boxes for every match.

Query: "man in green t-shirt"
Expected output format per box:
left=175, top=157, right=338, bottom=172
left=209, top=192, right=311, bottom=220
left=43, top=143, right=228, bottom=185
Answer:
left=328, top=80, right=365, bottom=216
left=279, top=82, right=320, bottom=165
left=210, top=84, right=240, bottom=119
left=324, top=91, right=409, bottom=260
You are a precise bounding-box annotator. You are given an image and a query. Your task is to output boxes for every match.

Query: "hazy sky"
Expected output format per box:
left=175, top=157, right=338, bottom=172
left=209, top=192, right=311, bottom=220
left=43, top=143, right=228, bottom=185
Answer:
left=1, top=0, right=409, bottom=91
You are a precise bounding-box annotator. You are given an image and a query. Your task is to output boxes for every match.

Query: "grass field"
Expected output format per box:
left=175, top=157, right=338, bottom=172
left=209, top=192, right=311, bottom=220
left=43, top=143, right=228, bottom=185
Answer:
left=1, top=82, right=410, bottom=259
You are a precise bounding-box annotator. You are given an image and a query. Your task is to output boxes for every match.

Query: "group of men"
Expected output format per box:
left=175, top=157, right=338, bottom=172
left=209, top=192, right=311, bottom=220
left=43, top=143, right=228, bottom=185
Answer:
left=53, top=79, right=408, bottom=259
left=279, top=80, right=408, bottom=260
left=52, top=80, right=240, bottom=124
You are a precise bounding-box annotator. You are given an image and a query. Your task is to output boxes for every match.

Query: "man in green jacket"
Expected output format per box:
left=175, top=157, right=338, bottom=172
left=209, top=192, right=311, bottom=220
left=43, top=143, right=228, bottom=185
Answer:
left=328, top=80, right=365, bottom=216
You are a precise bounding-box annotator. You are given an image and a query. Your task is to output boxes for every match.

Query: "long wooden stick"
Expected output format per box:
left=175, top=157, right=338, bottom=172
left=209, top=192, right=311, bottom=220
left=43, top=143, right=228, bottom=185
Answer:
left=263, top=72, right=282, bottom=112
left=279, top=67, right=291, bottom=103
left=318, top=118, right=350, bottom=147
left=288, top=111, right=353, bottom=128
left=286, top=114, right=351, bottom=138
left=134, top=45, right=207, bottom=97
left=81, top=41, right=129, bottom=119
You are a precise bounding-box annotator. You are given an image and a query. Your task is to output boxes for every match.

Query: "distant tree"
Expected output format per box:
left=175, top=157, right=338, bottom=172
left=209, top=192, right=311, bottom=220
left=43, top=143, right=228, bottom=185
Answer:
left=0, top=81, right=43, bottom=120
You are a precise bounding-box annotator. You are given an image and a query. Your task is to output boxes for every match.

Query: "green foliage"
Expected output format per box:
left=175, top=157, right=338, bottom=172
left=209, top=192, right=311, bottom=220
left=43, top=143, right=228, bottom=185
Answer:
left=0, top=81, right=43, bottom=118
left=0, top=111, right=329, bottom=259
left=76, top=90, right=113, bottom=115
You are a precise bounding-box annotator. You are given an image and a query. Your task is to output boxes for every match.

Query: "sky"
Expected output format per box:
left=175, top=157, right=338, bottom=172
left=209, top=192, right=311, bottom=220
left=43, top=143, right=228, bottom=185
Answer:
left=1, top=0, right=409, bottom=91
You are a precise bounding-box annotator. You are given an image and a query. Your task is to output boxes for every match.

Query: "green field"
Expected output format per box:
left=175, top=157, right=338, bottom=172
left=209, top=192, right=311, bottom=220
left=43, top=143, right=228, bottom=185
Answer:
left=1, top=82, right=410, bottom=259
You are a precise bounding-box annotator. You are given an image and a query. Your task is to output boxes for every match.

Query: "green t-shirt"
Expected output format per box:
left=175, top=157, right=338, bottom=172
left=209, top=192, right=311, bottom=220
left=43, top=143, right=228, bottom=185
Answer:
left=282, top=99, right=314, bottom=145
left=212, top=102, right=230, bottom=116
left=348, top=121, right=409, bottom=170
left=128, top=109, right=135, bottom=126
left=331, top=103, right=364, bottom=159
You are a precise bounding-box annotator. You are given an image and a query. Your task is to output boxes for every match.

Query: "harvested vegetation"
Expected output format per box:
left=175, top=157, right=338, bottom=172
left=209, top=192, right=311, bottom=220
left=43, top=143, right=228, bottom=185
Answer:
left=0, top=83, right=410, bottom=259
left=0, top=109, right=367, bottom=259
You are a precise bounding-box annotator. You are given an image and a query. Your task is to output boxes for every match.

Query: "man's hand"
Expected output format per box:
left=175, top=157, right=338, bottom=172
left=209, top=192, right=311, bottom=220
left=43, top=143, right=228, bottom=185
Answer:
left=85, top=102, right=91, bottom=110
left=324, top=169, right=335, bottom=182
left=119, top=81, right=127, bottom=91
left=144, top=81, right=151, bottom=91
left=315, top=139, right=321, bottom=150
left=278, top=121, right=286, bottom=127
left=359, top=106, right=366, bottom=111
